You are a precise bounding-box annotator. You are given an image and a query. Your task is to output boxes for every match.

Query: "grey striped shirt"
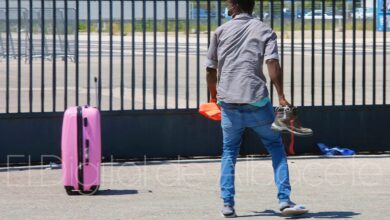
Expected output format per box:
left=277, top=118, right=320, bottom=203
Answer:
left=206, top=13, right=279, bottom=104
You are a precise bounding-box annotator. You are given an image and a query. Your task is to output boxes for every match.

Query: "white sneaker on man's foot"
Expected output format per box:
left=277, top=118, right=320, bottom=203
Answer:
left=221, top=205, right=237, bottom=218
left=279, top=201, right=308, bottom=216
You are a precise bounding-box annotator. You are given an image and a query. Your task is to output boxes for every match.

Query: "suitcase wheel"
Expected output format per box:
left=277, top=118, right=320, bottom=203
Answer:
left=81, top=185, right=100, bottom=195
left=64, top=186, right=80, bottom=196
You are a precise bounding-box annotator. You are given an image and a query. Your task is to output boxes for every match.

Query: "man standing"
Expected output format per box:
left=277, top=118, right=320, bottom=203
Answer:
left=206, top=0, right=309, bottom=217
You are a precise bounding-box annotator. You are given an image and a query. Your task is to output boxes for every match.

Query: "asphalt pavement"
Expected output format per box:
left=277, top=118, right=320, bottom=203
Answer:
left=1, top=155, right=389, bottom=220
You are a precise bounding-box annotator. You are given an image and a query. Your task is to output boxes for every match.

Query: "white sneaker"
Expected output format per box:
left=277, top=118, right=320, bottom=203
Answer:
left=221, top=205, right=237, bottom=218
left=280, top=201, right=308, bottom=216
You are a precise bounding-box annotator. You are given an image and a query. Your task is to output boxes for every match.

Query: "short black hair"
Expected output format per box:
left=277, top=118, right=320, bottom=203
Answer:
left=235, top=0, right=255, bottom=15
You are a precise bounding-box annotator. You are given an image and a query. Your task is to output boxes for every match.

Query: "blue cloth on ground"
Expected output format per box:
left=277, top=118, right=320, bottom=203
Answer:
left=317, top=143, right=356, bottom=156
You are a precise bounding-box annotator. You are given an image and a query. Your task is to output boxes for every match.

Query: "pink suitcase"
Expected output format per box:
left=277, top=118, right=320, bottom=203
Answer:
left=61, top=106, right=101, bottom=195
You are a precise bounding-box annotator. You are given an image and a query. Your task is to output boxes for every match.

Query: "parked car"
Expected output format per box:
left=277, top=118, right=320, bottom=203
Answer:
left=263, top=8, right=292, bottom=19
left=326, top=10, right=344, bottom=19
left=192, top=8, right=216, bottom=19
left=297, top=10, right=311, bottom=19
left=304, top=10, right=342, bottom=19
left=351, top=8, right=374, bottom=19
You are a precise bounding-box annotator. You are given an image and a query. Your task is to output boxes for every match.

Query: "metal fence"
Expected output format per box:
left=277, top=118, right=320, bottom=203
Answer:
left=0, top=0, right=389, bottom=114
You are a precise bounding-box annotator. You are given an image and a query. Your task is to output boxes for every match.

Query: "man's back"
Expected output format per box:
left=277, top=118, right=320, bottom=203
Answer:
left=206, top=13, right=279, bottom=104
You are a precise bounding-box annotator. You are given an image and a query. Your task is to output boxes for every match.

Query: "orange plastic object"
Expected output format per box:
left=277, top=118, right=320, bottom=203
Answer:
left=198, top=102, right=221, bottom=121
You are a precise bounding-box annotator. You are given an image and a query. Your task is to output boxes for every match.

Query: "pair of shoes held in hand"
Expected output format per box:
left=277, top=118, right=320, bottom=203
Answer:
left=271, top=105, right=313, bottom=136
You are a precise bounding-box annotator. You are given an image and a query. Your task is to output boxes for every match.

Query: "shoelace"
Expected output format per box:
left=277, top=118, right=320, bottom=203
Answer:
left=276, top=106, right=292, bottom=119
left=276, top=106, right=303, bottom=128
left=275, top=106, right=291, bottom=112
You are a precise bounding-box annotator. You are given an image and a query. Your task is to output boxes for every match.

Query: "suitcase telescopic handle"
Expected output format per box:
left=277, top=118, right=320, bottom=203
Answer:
left=94, top=77, right=99, bottom=109
left=85, top=139, right=90, bottom=165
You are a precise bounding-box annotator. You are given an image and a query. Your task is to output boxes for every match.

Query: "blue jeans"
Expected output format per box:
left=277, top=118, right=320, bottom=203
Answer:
left=220, top=101, right=291, bottom=206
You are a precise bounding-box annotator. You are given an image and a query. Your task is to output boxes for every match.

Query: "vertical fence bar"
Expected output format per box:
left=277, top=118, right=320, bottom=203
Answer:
left=131, top=0, right=135, bottom=110
left=87, top=0, right=91, bottom=105
left=18, top=0, right=22, bottom=112
left=185, top=0, right=189, bottom=109
left=207, top=0, right=211, bottom=46
left=271, top=0, right=274, bottom=32
left=29, top=0, right=33, bottom=112
left=217, top=0, right=221, bottom=26
left=52, top=0, right=57, bottom=111
left=363, top=0, right=366, bottom=105
left=281, top=1, right=284, bottom=66
left=196, top=0, right=200, bottom=107
left=342, top=0, right=346, bottom=105
left=175, top=0, right=179, bottom=109
left=372, top=0, right=376, bottom=105
left=64, top=0, right=68, bottom=110
left=207, top=0, right=211, bottom=102
left=75, top=0, right=79, bottom=106
left=109, top=0, right=113, bottom=111
left=331, top=0, right=335, bottom=105
left=270, top=0, right=274, bottom=103
left=352, top=0, right=356, bottom=105
left=153, top=0, right=157, bottom=109
left=383, top=0, right=387, bottom=105
left=291, top=0, right=295, bottom=106
left=281, top=0, right=284, bottom=103
left=41, top=0, right=45, bottom=112
left=259, top=0, right=264, bottom=21
left=6, top=0, right=9, bottom=113
left=164, top=0, right=168, bottom=109
left=120, top=0, right=124, bottom=110
left=301, top=0, right=305, bottom=106
left=98, top=0, right=102, bottom=109
left=142, top=0, right=146, bottom=110
left=311, top=0, right=315, bottom=106
left=321, top=0, right=325, bottom=106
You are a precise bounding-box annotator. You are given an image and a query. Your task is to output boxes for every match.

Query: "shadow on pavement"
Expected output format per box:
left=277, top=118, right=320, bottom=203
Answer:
left=238, top=209, right=281, bottom=218
left=96, top=189, right=139, bottom=196
left=238, top=209, right=361, bottom=219
left=285, top=211, right=361, bottom=219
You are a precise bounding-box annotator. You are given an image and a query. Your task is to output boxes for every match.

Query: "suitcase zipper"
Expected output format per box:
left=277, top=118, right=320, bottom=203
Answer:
left=77, top=106, right=84, bottom=191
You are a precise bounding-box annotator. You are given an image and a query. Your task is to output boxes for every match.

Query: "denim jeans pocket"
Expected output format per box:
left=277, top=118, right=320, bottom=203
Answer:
left=221, top=108, right=234, bottom=128
left=245, top=102, right=275, bottom=127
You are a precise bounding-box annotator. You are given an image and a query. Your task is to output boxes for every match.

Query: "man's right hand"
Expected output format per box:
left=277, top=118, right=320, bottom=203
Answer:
left=278, top=95, right=291, bottom=107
